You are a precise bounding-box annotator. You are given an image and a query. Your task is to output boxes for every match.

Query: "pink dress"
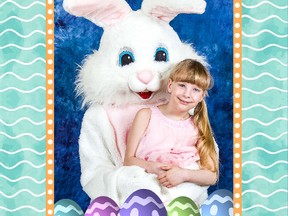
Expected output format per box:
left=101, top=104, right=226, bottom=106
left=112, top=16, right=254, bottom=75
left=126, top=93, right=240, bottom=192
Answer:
left=136, top=106, right=200, bottom=168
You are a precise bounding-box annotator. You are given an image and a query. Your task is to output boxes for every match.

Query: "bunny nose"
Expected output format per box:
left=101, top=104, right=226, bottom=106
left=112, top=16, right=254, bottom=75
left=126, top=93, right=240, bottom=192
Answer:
left=137, top=70, right=153, bottom=84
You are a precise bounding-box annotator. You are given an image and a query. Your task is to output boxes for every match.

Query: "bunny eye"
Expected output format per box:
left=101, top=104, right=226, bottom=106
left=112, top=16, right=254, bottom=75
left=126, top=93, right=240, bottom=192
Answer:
left=154, top=47, right=169, bottom=62
left=119, top=51, right=135, bottom=66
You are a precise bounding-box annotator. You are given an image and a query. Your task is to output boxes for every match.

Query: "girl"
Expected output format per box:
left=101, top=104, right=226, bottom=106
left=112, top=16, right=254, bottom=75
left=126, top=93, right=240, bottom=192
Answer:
left=124, top=59, right=219, bottom=203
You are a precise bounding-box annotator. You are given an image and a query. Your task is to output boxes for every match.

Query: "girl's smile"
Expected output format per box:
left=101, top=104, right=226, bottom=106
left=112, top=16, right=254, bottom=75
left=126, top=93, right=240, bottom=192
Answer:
left=168, top=80, right=204, bottom=112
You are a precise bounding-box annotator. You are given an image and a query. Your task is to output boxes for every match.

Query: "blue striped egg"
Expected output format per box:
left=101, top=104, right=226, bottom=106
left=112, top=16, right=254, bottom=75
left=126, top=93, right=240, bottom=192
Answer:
left=54, top=199, right=84, bottom=216
left=119, top=189, right=167, bottom=216
left=200, top=189, right=233, bottom=216
left=85, top=196, right=120, bottom=216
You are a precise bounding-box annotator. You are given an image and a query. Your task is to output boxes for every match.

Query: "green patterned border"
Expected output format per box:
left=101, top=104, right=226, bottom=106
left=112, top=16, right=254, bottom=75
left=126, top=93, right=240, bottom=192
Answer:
left=0, top=0, right=46, bottom=215
left=241, top=0, right=288, bottom=215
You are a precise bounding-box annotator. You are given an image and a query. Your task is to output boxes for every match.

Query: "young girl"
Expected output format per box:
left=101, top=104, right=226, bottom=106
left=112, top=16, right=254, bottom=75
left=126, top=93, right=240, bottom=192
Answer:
left=124, top=59, right=219, bottom=203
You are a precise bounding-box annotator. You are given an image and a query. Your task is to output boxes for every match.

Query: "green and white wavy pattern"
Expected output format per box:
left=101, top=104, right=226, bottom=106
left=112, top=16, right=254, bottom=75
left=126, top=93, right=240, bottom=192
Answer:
left=242, top=0, right=288, bottom=215
left=0, top=0, right=287, bottom=215
left=0, top=0, right=46, bottom=215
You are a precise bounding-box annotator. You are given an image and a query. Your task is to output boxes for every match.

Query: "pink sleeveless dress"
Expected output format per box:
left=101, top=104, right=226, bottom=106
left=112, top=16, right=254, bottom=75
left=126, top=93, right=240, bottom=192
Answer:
left=136, top=106, right=200, bottom=168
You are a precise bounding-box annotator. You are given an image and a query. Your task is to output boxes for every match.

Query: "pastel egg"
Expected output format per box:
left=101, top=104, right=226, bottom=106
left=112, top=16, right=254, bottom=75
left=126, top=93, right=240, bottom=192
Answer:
left=85, top=196, right=120, bottom=216
left=54, top=199, right=84, bottom=216
left=167, top=196, right=200, bottom=216
left=119, top=189, right=167, bottom=216
left=200, top=189, right=233, bottom=216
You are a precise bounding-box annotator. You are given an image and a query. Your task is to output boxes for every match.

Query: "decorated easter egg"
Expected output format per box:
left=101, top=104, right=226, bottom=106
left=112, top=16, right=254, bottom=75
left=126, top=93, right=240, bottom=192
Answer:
left=200, top=189, right=233, bottom=216
left=54, top=199, right=84, bottom=216
left=85, top=196, right=120, bottom=216
left=167, top=196, right=200, bottom=216
left=119, top=189, right=167, bottom=216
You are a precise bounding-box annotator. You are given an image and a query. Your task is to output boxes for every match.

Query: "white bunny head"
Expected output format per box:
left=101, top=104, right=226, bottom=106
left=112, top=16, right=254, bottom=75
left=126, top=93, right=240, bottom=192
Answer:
left=63, top=0, right=207, bottom=107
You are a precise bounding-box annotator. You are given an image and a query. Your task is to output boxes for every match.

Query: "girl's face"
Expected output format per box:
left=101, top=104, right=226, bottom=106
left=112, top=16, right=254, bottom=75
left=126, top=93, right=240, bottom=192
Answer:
left=168, top=79, right=204, bottom=112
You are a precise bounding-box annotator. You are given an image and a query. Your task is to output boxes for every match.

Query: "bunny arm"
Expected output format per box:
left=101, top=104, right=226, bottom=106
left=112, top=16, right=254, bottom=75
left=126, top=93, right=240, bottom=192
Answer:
left=63, top=0, right=132, bottom=27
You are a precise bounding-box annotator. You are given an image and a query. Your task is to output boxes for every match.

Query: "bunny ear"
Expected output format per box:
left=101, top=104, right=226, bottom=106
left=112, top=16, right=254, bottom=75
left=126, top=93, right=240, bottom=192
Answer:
left=141, top=0, right=206, bottom=23
left=63, top=0, right=132, bottom=27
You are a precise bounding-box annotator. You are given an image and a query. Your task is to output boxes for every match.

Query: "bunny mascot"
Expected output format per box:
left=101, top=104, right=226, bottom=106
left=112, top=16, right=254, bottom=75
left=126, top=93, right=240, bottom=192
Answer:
left=63, top=0, right=215, bottom=206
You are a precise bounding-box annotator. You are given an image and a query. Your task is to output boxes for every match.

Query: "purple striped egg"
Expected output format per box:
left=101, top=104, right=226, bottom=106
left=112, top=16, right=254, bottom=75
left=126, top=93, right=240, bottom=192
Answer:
left=119, top=189, right=167, bottom=216
left=85, top=196, right=120, bottom=216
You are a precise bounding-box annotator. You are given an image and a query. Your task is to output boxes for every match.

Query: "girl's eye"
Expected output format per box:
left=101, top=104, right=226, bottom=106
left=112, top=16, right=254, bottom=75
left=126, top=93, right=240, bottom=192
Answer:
left=193, top=88, right=201, bottom=92
left=154, top=47, right=169, bottom=62
left=178, top=83, right=185, bottom=88
left=119, top=50, right=135, bottom=66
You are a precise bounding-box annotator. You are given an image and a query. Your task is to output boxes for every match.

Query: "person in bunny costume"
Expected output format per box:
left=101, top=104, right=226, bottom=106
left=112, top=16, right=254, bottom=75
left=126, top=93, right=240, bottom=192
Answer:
left=63, top=0, right=217, bottom=205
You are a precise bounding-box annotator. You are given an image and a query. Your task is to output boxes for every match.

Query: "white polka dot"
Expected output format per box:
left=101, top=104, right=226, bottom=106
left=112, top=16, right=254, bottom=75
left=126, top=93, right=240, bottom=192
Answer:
left=48, top=159, right=53, bottom=165
left=172, top=211, right=178, bottom=216
left=130, top=208, right=139, bottom=216
left=152, top=210, right=160, bottom=216
left=235, top=63, right=240, bottom=68
left=235, top=113, right=240, bottom=118
left=235, top=43, right=240, bottom=48
left=210, top=204, right=218, bottom=215
left=235, top=133, right=240, bottom=138
left=235, top=73, right=240, bottom=78
left=229, top=207, right=233, bottom=216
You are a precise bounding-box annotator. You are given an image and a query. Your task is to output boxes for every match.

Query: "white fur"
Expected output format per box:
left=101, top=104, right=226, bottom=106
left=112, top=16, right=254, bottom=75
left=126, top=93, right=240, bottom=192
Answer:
left=63, top=0, right=211, bottom=206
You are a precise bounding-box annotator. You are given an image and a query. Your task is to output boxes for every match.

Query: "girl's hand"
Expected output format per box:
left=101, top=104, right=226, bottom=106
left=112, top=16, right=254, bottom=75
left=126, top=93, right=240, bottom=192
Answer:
left=157, top=165, right=187, bottom=188
left=146, top=162, right=169, bottom=175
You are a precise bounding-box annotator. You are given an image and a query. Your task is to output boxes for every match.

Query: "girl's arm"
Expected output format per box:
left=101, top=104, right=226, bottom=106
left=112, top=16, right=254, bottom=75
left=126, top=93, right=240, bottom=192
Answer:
left=158, top=165, right=217, bottom=188
left=124, top=108, right=166, bottom=174
left=158, top=144, right=218, bottom=187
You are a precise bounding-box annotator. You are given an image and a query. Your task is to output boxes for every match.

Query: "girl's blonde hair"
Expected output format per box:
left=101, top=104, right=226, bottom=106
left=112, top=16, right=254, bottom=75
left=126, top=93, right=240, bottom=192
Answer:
left=169, top=59, right=219, bottom=174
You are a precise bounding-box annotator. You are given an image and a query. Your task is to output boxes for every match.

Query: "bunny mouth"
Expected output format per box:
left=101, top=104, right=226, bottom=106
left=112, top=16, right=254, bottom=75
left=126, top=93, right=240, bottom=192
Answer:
left=137, top=91, right=153, bottom=100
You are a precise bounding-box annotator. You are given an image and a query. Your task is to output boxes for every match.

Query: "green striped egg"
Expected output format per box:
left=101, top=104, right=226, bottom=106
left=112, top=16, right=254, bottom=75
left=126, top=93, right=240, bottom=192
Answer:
left=167, top=196, right=200, bottom=216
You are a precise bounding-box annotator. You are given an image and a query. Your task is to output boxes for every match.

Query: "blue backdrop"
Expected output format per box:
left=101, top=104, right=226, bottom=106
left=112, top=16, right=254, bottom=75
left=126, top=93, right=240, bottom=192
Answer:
left=54, top=0, right=233, bottom=211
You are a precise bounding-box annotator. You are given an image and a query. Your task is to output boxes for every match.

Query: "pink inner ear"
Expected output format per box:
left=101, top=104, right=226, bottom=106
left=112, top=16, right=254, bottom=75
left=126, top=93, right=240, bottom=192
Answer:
left=150, top=7, right=178, bottom=22
left=146, top=0, right=206, bottom=23
left=65, top=0, right=132, bottom=26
